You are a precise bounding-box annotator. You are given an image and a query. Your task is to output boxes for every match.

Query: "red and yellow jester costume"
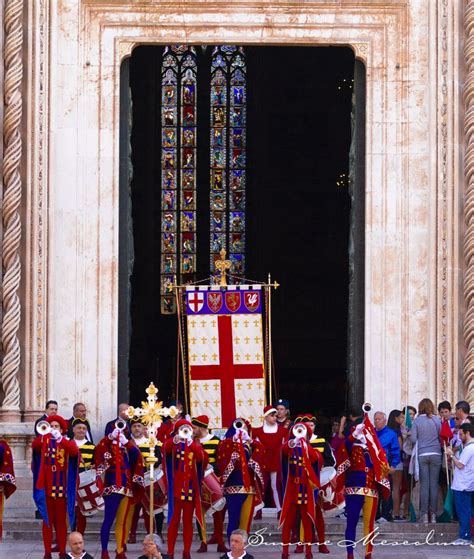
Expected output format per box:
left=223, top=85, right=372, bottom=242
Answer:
left=32, top=415, right=79, bottom=559
left=163, top=418, right=207, bottom=559
left=280, top=423, right=321, bottom=559
left=0, top=439, right=16, bottom=539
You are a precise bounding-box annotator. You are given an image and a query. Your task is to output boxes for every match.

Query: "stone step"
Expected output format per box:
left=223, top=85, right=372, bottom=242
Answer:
left=2, top=517, right=459, bottom=543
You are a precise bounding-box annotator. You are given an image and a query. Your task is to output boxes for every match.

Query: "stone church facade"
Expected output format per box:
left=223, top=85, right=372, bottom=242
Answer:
left=0, top=0, right=472, bottom=513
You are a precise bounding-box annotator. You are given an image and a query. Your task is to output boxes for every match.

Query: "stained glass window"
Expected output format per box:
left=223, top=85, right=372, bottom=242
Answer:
left=160, top=45, right=245, bottom=313
left=161, top=46, right=197, bottom=314
left=210, top=46, right=246, bottom=278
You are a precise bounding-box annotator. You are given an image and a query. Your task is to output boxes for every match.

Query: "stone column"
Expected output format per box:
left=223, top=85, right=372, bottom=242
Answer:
left=1, top=0, right=23, bottom=421
left=0, top=424, right=35, bottom=518
left=464, top=0, right=474, bottom=407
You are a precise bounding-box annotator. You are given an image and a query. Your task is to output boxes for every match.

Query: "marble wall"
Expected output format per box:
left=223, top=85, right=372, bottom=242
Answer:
left=1, top=0, right=466, bottom=431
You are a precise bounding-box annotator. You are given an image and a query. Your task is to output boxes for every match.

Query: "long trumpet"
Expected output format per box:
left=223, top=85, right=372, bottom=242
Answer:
left=115, top=418, right=127, bottom=431
left=362, top=402, right=372, bottom=414
left=36, top=420, right=52, bottom=436
left=177, top=424, right=193, bottom=440
left=293, top=423, right=307, bottom=440
left=233, top=419, right=245, bottom=430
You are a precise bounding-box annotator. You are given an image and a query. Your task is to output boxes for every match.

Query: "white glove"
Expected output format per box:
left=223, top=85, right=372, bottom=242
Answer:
left=51, top=429, right=62, bottom=442
left=233, top=429, right=250, bottom=443
left=353, top=423, right=366, bottom=444
left=119, top=433, right=128, bottom=446
left=109, top=427, right=121, bottom=440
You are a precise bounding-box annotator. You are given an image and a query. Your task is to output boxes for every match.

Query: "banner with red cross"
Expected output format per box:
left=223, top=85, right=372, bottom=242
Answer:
left=186, top=285, right=266, bottom=429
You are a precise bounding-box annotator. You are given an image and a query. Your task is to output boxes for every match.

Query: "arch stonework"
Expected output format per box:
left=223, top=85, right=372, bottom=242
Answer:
left=0, top=0, right=468, bottom=514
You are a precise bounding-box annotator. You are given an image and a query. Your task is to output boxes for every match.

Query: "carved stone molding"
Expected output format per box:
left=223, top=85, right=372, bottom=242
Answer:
left=1, top=0, right=23, bottom=419
left=463, top=0, right=474, bottom=406
left=22, top=0, right=50, bottom=420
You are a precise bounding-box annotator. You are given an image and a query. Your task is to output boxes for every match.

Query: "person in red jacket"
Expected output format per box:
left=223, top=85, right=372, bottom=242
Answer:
left=32, top=414, right=79, bottom=559
left=0, top=438, right=16, bottom=539
left=280, top=422, right=321, bottom=559
left=163, top=418, right=207, bottom=559
left=253, top=405, right=286, bottom=516
left=217, top=418, right=265, bottom=540
left=95, top=425, right=145, bottom=559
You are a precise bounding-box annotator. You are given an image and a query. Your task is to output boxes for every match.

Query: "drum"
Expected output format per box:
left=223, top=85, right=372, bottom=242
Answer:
left=201, top=466, right=225, bottom=516
left=77, top=469, right=105, bottom=517
left=318, top=466, right=345, bottom=517
left=142, top=467, right=167, bottom=514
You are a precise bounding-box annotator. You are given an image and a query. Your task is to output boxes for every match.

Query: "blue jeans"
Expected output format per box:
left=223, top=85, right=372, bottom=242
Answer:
left=453, top=489, right=474, bottom=541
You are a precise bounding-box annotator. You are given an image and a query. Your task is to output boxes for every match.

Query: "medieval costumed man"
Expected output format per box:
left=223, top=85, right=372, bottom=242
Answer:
left=335, top=407, right=391, bottom=559
left=279, top=422, right=322, bottom=559
left=163, top=418, right=207, bottom=559
left=191, top=415, right=228, bottom=553
left=294, top=413, right=336, bottom=555
left=216, top=418, right=264, bottom=541
left=128, top=417, right=165, bottom=544
left=95, top=422, right=144, bottom=559
left=71, top=418, right=96, bottom=535
left=253, top=405, right=286, bottom=517
left=0, top=438, right=16, bottom=539
left=32, top=415, right=79, bottom=559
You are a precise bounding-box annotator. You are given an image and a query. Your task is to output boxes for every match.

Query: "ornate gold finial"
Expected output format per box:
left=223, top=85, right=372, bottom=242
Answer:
left=146, top=382, right=158, bottom=396
left=215, top=249, right=232, bottom=287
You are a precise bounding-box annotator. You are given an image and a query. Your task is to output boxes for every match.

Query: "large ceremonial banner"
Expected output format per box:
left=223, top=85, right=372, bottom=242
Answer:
left=186, top=285, right=265, bottom=429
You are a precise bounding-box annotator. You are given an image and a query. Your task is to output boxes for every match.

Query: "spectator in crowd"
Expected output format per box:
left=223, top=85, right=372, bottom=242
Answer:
left=138, top=533, right=165, bottom=559
left=408, top=398, right=442, bottom=523
left=66, top=531, right=93, bottom=559
left=438, top=401, right=456, bottom=428
left=401, top=405, right=417, bottom=519
left=446, top=423, right=474, bottom=545
left=374, top=411, right=401, bottom=522
left=451, top=401, right=471, bottom=449
left=67, top=402, right=94, bottom=442
left=437, top=400, right=456, bottom=503
left=34, top=400, right=58, bottom=434
left=220, top=529, right=254, bottom=559
left=387, top=409, right=405, bottom=521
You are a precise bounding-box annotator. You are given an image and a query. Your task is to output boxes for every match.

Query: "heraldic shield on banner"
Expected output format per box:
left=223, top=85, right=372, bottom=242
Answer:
left=186, top=285, right=266, bottom=429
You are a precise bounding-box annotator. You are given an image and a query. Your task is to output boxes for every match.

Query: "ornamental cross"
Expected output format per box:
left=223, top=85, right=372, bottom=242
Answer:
left=126, top=382, right=179, bottom=458
left=215, top=249, right=232, bottom=286
left=126, top=382, right=179, bottom=533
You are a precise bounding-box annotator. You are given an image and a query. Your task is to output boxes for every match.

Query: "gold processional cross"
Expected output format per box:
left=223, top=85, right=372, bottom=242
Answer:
left=126, top=382, right=179, bottom=533
left=215, top=248, right=232, bottom=286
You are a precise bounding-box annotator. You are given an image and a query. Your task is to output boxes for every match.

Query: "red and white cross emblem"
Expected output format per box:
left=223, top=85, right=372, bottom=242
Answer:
left=190, top=315, right=263, bottom=427
left=188, top=291, right=204, bottom=313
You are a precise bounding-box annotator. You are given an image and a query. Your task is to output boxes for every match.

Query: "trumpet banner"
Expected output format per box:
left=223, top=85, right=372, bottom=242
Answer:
left=185, top=285, right=266, bottom=429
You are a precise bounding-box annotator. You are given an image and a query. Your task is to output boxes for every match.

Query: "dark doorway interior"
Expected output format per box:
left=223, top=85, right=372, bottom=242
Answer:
left=120, top=46, right=360, bottom=428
